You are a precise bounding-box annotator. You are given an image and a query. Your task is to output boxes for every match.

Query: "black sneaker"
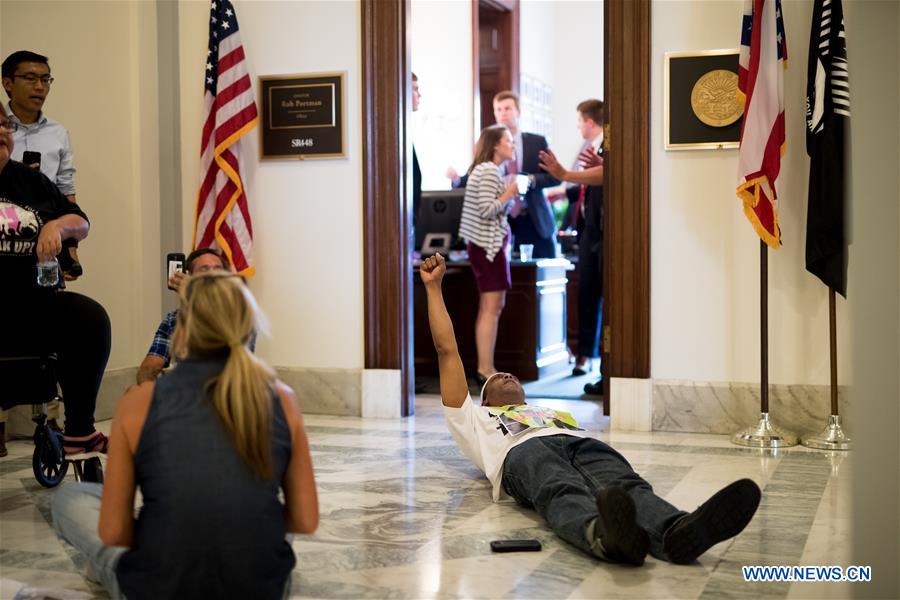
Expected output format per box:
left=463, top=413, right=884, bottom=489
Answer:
left=663, top=478, right=761, bottom=564
left=593, top=486, right=649, bottom=566
left=583, top=377, right=603, bottom=395
left=0, top=422, right=7, bottom=458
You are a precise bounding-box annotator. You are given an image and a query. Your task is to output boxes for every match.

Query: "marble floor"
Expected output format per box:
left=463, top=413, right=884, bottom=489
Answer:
left=0, top=395, right=856, bottom=599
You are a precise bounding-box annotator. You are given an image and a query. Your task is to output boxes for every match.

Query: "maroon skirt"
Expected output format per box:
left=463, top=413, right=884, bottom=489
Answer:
left=468, top=234, right=511, bottom=293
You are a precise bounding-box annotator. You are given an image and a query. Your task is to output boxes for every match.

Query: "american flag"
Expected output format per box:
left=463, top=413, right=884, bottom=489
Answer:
left=736, top=0, right=787, bottom=248
left=805, top=0, right=850, bottom=296
left=193, top=0, right=258, bottom=275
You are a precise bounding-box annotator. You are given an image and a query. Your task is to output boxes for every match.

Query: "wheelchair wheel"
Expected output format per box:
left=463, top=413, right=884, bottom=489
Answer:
left=33, top=430, right=68, bottom=488
left=79, top=457, right=104, bottom=484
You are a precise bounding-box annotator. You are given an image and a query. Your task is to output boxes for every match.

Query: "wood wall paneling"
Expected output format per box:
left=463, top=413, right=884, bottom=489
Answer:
left=602, top=0, right=651, bottom=411
left=361, top=0, right=414, bottom=415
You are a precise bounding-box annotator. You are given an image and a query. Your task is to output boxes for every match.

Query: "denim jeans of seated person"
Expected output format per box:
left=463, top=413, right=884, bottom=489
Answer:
left=501, top=435, right=687, bottom=560
left=51, top=483, right=294, bottom=599
left=52, top=483, right=126, bottom=599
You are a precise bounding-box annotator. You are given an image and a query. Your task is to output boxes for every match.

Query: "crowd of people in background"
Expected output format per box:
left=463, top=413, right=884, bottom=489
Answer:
left=437, top=80, right=608, bottom=393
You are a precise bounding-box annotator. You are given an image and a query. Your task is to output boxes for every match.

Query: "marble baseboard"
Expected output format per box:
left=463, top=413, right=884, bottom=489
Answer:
left=3, top=367, right=134, bottom=438
left=610, top=377, right=652, bottom=432
left=653, top=380, right=852, bottom=437
left=361, top=369, right=402, bottom=419
left=3, top=365, right=393, bottom=438
left=276, top=367, right=363, bottom=417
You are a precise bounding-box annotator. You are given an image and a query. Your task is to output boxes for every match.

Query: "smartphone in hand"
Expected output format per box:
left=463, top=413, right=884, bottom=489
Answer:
left=22, top=151, right=42, bottom=168
left=166, top=252, right=186, bottom=290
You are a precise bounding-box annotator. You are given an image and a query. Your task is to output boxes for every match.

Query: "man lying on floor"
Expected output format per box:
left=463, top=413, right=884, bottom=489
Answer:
left=420, top=252, right=761, bottom=565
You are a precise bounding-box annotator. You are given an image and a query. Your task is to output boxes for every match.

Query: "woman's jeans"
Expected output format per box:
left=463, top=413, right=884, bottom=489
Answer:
left=501, top=435, right=686, bottom=560
left=51, top=482, right=126, bottom=599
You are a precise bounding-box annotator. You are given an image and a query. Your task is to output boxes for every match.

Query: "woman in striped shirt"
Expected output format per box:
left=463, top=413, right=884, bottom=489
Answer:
left=458, top=125, right=521, bottom=385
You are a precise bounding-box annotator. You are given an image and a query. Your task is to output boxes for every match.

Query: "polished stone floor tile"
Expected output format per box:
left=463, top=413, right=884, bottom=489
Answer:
left=0, top=396, right=854, bottom=599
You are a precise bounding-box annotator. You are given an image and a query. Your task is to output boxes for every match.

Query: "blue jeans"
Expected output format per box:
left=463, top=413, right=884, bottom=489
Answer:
left=51, top=482, right=126, bottom=599
left=501, top=435, right=686, bottom=560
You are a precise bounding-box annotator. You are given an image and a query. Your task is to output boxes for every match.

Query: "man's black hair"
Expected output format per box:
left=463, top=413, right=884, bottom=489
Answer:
left=2, top=51, right=50, bottom=80
left=185, top=247, right=228, bottom=273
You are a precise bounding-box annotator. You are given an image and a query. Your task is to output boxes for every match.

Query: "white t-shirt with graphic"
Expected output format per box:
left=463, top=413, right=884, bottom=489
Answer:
left=443, top=394, right=589, bottom=501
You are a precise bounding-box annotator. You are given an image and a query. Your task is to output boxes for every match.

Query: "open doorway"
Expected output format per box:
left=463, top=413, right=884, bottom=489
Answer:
left=409, top=0, right=607, bottom=402
left=360, top=0, right=650, bottom=417
left=473, top=0, right=520, bottom=132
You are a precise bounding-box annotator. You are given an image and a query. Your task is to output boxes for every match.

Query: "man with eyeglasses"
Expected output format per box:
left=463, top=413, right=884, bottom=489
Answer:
left=1, top=51, right=82, bottom=442
left=1, top=51, right=78, bottom=249
left=136, top=248, right=257, bottom=384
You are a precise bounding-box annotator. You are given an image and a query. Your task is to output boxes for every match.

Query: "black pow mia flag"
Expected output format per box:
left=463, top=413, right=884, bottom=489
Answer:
left=805, top=0, right=850, bottom=296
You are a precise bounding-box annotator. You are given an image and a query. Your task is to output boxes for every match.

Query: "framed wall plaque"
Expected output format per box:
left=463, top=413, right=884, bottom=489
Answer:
left=259, top=72, right=345, bottom=159
left=665, top=50, right=743, bottom=150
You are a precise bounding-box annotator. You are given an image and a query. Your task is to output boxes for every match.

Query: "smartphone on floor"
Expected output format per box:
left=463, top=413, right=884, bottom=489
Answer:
left=490, top=539, right=542, bottom=553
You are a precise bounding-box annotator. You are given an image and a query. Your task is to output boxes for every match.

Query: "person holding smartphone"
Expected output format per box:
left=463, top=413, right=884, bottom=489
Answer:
left=1, top=51, right=81, bottom=436
left=458, top=125, right=521, bottom=386
left=2, top=51, right=77, bottom=212
left=136, top=247, right=251, bottom=384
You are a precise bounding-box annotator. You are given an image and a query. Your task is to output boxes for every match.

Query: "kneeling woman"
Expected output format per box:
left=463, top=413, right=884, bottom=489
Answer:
left=52, top=271, right=318, bottom=600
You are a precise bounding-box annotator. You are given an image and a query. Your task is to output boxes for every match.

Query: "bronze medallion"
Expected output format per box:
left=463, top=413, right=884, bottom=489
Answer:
left=690, top=69, right=743, bottom=127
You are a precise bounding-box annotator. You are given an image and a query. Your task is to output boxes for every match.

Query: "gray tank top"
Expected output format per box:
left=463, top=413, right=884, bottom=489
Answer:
left=116, top=355, right=295, bottom=599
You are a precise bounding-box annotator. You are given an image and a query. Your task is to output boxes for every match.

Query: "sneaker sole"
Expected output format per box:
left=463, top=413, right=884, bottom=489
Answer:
left=596, top=487, right=650, bottom=566
left=664, top=478, right=761, bottom=564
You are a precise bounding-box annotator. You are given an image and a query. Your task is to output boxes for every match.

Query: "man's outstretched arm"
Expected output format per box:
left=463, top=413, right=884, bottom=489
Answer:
left=420, top=254, right=469, bottom=408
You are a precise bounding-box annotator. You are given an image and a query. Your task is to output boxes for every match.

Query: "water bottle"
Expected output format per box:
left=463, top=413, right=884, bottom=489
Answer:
left=36, top=258, right=60, bottom=287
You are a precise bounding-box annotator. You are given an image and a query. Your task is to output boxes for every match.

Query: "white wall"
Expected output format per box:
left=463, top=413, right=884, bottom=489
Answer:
left=1, top=1, right=162, bottom=371
left=550, top=0, right=603, bottom=163
left=410, top=0, right=472, bottom=190
left=520, top=0, right=604, bottom=165
left=650, top=0, right=852, bottom=386
left=847, top=1, right=900, bottom=593
left=178, top=0, right=364, bottom=370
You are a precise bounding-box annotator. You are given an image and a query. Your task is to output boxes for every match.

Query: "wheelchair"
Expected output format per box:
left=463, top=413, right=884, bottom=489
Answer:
left=0, top=353, right=104, bottom=488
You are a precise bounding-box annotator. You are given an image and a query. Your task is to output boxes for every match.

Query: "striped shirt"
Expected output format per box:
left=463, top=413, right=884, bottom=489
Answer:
left=458, top=162, right=511, bottom=262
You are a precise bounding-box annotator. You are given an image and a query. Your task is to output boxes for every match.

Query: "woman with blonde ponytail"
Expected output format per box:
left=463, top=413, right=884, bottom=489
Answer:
left=51, top=271, right=318, bottom=600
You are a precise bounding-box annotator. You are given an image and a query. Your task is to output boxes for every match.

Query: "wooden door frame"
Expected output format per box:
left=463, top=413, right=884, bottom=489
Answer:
left=472, top=0, right=520, bottom=136
left=360, top=0, right=414, bottom=416
left=360, top=0, right=650, bottom=417
left=601, top=0, right=651, bottom=413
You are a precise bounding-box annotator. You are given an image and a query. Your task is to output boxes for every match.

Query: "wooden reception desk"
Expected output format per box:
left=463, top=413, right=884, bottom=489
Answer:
left=414, top=258, right=574, bottom=381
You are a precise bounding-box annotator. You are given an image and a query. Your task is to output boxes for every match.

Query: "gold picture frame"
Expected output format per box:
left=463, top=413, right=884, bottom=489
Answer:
left=665, top=49, right=743, bottom=150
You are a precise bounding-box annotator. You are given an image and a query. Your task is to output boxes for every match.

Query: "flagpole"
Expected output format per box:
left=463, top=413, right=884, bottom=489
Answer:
left=760, top=241, right=768, bottom=414
left=732, top=241, right=798, bottom=448
left=829, top=288, right=837, bottom=415
left=802, top=287, right=853, bottom=450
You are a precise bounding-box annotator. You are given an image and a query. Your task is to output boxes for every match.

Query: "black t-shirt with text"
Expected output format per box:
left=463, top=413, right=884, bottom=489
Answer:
left=0, top=160, right=88, bottom=294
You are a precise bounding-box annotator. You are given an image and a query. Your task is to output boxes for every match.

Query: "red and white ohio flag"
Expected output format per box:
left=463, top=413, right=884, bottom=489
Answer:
left=737, top=0, right=788, bottom=248
left=193, top=0, right=258, bottom=275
